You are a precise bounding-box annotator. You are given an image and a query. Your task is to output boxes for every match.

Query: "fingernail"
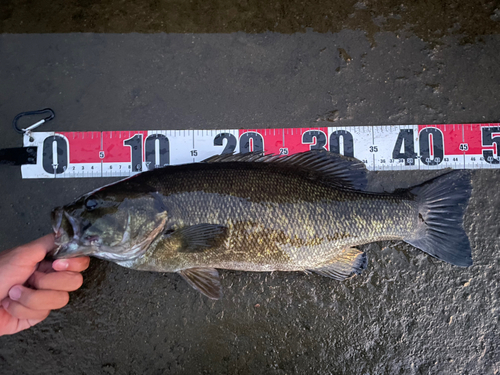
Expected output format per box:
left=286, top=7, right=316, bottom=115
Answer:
left=2, top=300, right=9, bottom=309
left=9, top=286, right=22, bottom=301
left=54, top=259, right=69, bottom=270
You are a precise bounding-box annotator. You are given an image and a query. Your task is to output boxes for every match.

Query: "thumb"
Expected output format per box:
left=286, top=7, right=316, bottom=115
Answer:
left=7, top=234, right=56, bottom=267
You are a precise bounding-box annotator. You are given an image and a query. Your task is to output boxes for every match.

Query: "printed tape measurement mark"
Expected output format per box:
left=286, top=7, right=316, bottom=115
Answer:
left=21, top=124, right=500, bottom=179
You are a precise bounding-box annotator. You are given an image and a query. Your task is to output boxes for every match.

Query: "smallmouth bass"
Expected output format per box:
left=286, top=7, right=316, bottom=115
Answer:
left=50, top=151, right=472, bottom=299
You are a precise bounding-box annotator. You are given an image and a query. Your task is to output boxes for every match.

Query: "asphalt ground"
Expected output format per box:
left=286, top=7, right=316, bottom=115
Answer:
left=0, top=1, right=499, bottom=374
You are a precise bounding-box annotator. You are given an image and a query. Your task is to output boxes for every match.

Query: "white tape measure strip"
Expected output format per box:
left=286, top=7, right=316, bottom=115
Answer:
left=20, top=124, right=500, bottom=178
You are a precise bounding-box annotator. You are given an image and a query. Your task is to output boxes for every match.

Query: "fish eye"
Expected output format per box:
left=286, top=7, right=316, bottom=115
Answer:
left=85, top=197, right=99, bottom=211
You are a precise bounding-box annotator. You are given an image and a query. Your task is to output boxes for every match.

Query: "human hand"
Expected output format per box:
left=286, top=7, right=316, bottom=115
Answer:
left=0, top=234, right=90, bottom=336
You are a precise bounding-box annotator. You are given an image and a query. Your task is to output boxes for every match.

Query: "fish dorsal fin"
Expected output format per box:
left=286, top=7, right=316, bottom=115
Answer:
left=203, top=150, right=367, bottom=190
left=179, top=268, right=223, bottom=300
left=308, top=247, right=367, bottom=281
left=166, top=223, right=228, bottom=253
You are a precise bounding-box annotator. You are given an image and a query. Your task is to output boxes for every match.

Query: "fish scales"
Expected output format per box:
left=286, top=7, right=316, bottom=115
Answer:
left=128, top=163, right=418, bottom=272
left=50, top=151, right=473, bottom=299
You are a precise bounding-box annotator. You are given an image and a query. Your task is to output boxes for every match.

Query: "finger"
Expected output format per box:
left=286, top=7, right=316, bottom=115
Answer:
left=38, top=256, right=91, bottom=273
left=11, top=317, right=47, bottom=335
left=8, top=286, right=69, bottom=311
left=27, top=271, right=83, bottom=292
left=52, top=257, right=90, bottom=272
left=37, top=260, right=55, bottom=273
left=9, top=234, right=56, bottom=267
left=0, top=306, right=47, bottom=336
left=1, top=299, right=51, bottom=321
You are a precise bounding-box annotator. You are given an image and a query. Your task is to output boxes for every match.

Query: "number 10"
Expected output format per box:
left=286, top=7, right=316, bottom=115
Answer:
left=124, top=134, right=170, bottom=172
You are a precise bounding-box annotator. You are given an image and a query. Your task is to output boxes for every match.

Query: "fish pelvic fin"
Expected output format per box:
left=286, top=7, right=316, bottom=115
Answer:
left=179, top=268, right=223, bottom=300
left=203, top=150, right=368, bottom=190
left=404, top=170, right=473, bottom=267
left=308, top=247, right=367, bottom=281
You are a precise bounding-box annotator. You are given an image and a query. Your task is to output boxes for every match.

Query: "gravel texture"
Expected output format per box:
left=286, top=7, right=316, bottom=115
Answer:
left=0, top=9, right=499, bottom=374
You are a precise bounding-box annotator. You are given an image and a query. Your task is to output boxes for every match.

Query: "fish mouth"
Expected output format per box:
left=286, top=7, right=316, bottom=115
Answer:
left=50, top=207, right=98, bottom=259
left=50, top=207, right=168, bottom=261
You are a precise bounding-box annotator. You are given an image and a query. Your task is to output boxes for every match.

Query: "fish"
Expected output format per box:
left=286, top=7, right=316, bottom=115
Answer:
left=50, top=151, right=473, bottom=299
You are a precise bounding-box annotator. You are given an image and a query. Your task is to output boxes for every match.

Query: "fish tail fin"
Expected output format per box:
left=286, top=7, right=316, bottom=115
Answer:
left=404, top=171, right=473, bottom=267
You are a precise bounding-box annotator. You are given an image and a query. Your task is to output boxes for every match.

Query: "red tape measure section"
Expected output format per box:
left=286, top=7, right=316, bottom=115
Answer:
left=62, top=131, right=101, bottom=163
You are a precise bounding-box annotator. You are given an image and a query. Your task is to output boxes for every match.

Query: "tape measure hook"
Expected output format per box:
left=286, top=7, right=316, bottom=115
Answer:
left=12, top=108, right=55, bottom=140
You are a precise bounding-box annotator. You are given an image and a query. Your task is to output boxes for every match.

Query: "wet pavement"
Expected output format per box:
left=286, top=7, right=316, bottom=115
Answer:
left=1, top=1, right=500, bottom=374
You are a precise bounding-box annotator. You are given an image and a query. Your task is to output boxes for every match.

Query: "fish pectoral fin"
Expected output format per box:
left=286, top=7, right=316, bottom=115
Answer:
left=307, top=247, right=367, bottom=281
left=169, top=223, right=228, bottom=253
left=179, top=268, right=223, bottom=300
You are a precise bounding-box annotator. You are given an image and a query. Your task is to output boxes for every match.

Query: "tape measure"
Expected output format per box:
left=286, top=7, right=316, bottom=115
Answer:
left=13, top=123, right=499, bottom=179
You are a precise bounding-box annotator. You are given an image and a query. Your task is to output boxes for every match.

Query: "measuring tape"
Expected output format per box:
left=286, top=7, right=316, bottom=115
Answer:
left=14, top=123, right=500, bottom=178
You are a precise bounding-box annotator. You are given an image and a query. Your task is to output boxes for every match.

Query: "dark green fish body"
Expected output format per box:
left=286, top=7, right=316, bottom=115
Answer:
left=51, top=151, right=472, bottom=299
left=124, top=163, right=415, bottom=272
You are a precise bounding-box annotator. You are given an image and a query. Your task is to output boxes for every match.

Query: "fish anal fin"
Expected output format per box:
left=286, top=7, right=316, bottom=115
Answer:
left=179, top=268, right=223, bottom=300
left=167, top=223, right=228, bottom=253
left=308, top=247, right=367, bottom=281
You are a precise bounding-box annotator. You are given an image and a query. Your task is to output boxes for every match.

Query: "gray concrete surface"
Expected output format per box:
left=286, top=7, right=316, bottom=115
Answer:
left=0, top=30, right=499, bottom=374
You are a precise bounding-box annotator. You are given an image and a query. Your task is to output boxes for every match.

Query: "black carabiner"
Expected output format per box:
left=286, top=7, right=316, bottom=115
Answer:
left=12, top=108, right=55, bottom=134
